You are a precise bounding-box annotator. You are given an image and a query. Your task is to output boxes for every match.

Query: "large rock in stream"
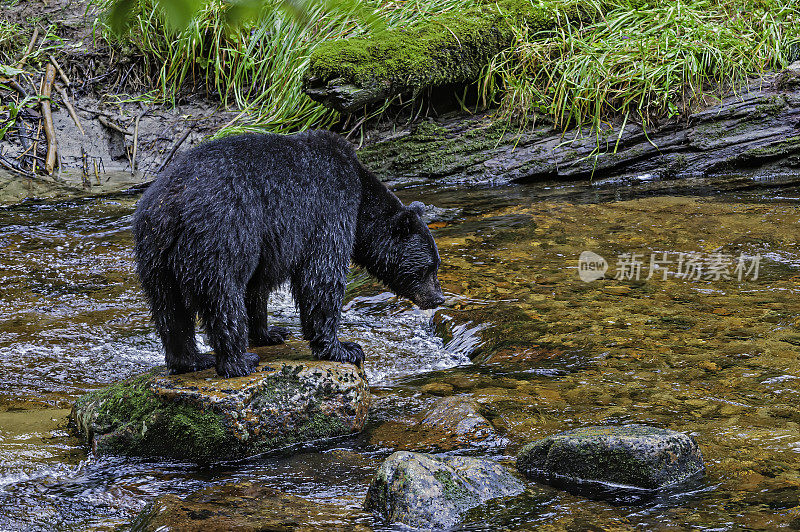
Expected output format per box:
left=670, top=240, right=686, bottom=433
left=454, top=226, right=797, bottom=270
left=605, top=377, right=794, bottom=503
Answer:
left=517, top=425, right=705, bottom=491
left=365, top=451, right=524, bottom=529
left=70, top=341, right=370, bottom=462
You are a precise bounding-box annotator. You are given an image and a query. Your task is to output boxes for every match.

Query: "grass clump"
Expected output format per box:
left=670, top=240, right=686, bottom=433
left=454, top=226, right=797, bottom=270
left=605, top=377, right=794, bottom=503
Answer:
left=0, top=20, right=23, bottom=65
left=92, top=0, right=475, bottom=134
left=482, top=0, right=800, bottom=132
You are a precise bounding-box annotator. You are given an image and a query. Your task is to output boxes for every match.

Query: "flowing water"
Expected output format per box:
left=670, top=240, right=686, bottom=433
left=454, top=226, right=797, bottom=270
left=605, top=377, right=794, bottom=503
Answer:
left=1, top=174, right=800, bottom=530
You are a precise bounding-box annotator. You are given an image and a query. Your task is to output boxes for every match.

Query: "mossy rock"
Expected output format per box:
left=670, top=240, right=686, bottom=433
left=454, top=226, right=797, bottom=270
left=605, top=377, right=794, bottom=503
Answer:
left=517, top=425, right=705, bottom=490
left=70, top=341, right=370, bottom=462
left=365, top=451, right=524, bottom=529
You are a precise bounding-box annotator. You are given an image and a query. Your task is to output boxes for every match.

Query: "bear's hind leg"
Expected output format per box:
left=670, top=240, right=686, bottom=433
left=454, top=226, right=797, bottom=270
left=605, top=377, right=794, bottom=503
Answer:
left=251, top=324, right=290, bottom=347
left=148, top=279, right=214, bottom=374
left=201, top=289, right=259, bottom=377
left=292, top=266, right=364, bottom=366
left=245, top=266, right=289, bottom=347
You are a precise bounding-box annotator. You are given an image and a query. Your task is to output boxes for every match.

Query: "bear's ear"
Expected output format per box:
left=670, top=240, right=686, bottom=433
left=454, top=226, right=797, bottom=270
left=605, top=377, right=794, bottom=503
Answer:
left=393, top=209, right=417, bottom=238
left=408, top=201, right=426, bottom=217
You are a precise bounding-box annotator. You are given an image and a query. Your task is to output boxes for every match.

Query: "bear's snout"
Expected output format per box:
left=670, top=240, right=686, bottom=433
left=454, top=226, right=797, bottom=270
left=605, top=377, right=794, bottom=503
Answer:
left=414, top=291, right=446, bottom=309
left=426, top=294, right=446, bottom=309
left=411, top=274, right=445, bottom=309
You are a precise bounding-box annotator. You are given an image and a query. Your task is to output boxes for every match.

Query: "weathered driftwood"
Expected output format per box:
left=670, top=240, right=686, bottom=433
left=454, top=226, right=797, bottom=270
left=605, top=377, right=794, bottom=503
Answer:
left=56, top=85, right=85, bottom=135
left=40, top=63, right=58, bottom=175
left=358, top=71, right=800, bottom=186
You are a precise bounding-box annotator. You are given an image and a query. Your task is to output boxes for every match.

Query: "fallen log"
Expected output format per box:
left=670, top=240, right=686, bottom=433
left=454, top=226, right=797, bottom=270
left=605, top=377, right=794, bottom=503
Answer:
left=304, top=0, right=645, bottom=113
left=357, top=70, right=800, bottom=187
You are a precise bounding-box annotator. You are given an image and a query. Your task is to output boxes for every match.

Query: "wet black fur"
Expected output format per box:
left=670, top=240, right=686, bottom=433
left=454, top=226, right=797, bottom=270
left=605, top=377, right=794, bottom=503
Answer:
left=132, top=130, right=444, bottom=377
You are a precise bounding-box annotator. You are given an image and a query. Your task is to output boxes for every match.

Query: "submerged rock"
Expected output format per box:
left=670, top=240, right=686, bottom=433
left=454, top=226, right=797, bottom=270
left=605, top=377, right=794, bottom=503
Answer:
left=369, top=395, right=502, bottom=452
left=431, top=304, right=551, bottom=364
left=70, top=341, right=369, bottom=462
left=517, top=425, right=704, bottom=490
left=365, top=451, right=524, bottom=529
left=419, top=396, right=499, bottom=448
left=129, top=481, right=372, bottom=531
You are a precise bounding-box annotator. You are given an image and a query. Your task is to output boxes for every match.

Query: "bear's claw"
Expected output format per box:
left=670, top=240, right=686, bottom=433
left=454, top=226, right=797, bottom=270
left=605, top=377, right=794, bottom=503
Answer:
left=250, top=325, right=290, bottom=347
left=215, top=351, right=260, bottom=378
left=167, top=352, right=217, bottom=375
left=318, top=341, right=365, bottom=367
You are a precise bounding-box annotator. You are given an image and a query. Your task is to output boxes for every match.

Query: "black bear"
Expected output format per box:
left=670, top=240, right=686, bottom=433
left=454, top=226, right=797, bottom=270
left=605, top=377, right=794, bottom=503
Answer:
left=132, top=130, right=444, bottom=377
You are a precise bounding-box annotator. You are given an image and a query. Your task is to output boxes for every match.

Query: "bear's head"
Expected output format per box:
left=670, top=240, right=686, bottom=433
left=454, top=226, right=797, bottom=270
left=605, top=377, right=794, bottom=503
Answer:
left=387, top=202, right=445, bottom=310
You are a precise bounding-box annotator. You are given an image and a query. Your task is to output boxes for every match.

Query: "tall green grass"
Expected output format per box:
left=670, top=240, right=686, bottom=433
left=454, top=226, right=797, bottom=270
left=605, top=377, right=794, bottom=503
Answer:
left=94, top=0, right=800, bottom=136
left=0, top=20, right=23, bottom=66
left=482, top=0, right=800, bottom=132
left=93, top=0, right=474, bottom=134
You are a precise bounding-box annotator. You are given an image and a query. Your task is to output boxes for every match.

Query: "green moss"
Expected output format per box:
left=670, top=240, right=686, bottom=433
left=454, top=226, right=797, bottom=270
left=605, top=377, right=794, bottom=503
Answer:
left=695, top=120, right=753, bottom=144
left=358, top=120, right=510, bottom=179
left=72, top=371, right=160, bottom=432
left=299, top=411, right=349, bottom=440
left=74, top=370, right=229, bottom=462
left=753, top=95, right=788, bottom=117
left=307, top=0, right=617, bottom=95
left=433, top=470, right=470, bottom=502
left=740, top=135, right=800, bottom=159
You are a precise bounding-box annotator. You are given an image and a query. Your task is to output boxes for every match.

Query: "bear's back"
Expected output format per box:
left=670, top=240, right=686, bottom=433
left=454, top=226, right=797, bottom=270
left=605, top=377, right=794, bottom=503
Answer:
left=134, top=130, right=365, bottom=265
left=156, top=130, right=360, bottom=196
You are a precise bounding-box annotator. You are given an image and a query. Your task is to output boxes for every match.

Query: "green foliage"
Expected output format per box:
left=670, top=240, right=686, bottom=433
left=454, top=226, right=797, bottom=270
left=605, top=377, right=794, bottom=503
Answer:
left=481, top=0, right=800, bottom=131
left=94, top=0, right=800, bottom=136
left=105, top=0, right=384, bottom=34
left=0, top=20, right=23, bottom=64
left=0, top=65, right=24, bottom=77
left=0, top=95, right=34, bottom=141
left=93, top=0, right=470, bottom=133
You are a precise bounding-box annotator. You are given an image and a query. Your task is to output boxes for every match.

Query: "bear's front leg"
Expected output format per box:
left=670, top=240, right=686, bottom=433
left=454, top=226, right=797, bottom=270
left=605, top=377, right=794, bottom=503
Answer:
left=292, top=268, right=364, bottom=367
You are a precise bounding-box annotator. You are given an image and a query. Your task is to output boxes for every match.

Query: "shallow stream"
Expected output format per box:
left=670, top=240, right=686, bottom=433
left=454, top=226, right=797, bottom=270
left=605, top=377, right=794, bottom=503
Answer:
left=1, top=173, right=800, bottom=530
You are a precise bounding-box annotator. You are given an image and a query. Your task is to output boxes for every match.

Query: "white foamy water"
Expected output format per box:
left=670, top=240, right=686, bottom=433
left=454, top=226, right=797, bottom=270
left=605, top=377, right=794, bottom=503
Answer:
left=265, top=285, right=470, bottom=384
